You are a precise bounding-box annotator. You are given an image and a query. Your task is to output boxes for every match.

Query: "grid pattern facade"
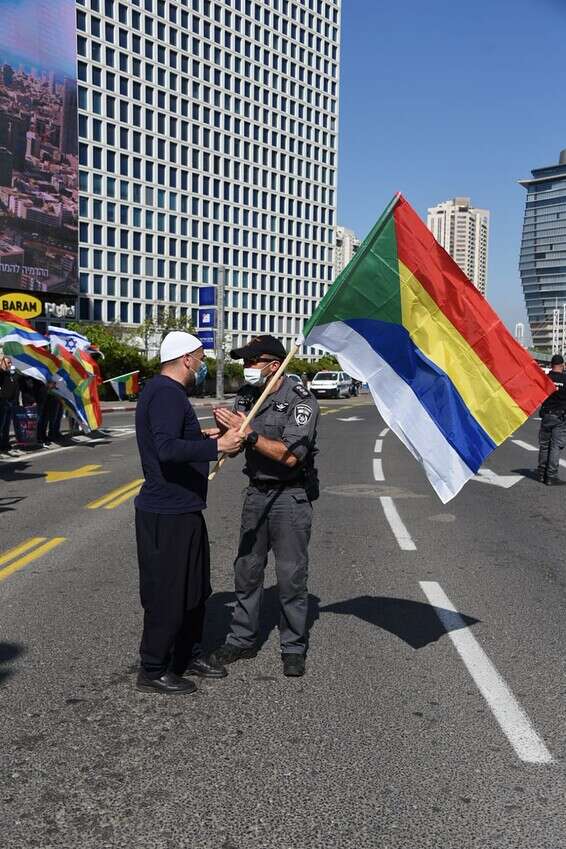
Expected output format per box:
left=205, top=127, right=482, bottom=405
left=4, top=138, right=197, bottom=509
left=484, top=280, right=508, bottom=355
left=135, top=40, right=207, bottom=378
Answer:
left=427, top=197, right=489, bottom=295
left=76, top=0, right=341, bottom=355
left=519, top=155, right=566, bottom=350
left=333, top=224, right=360, bottom=276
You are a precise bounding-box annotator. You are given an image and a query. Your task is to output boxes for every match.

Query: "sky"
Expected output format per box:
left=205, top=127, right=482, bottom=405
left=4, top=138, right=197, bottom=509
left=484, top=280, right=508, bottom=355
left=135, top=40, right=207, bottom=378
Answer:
left=337, top=0, right=566, bottom=338
left=0, top=0, right=76, bottom=77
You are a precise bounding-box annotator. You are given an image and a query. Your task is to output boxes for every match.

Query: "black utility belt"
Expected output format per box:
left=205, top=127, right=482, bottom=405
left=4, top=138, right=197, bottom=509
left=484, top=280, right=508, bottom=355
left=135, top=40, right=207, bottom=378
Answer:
left=249, top=479, right=304, bottom=493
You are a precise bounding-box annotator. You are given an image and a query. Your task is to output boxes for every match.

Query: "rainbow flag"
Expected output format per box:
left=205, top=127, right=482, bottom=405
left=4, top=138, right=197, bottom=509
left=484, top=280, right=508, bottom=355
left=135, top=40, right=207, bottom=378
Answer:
left=3, top=340, right=86, bottom=425
left=302, top=194, right=555, bottom=502
left=0, top=311, right=49, bottom=348
left=52, top=344, right=102, bottom=431
left=109, top=371, right=140, bottom=401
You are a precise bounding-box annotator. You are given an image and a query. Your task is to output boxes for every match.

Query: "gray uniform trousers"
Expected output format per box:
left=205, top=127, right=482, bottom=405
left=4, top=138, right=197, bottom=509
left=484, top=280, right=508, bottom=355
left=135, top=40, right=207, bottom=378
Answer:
left=227, top=484, right=313, bottom=654
left=538, top=413, right=566, bottom=479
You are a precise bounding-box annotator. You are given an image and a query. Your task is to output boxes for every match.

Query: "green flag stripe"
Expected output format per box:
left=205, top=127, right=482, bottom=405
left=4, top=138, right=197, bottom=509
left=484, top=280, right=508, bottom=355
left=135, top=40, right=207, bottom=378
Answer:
left=302, top=193, right=402, bottom=338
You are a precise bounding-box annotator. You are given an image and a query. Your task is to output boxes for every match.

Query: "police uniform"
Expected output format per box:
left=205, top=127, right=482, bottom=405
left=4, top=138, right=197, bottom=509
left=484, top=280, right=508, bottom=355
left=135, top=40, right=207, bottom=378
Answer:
left=537, top=363, right=566, bottom=484
left=226, top=376, right=319, bottom=656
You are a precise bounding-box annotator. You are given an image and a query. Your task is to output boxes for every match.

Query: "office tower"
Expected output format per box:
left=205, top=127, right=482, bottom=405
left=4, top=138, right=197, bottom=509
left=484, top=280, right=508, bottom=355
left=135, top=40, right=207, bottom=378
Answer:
left=76, top=0, right=341, bottom=354
left=0, top=146, right=13, bottom=186
left=519, top=149, right=566, bottom=350
left=333, top=224, right=360, bottom=276
left=427, top=197, right=490, bottom=295
left=60, top=77, right=78, bottom=156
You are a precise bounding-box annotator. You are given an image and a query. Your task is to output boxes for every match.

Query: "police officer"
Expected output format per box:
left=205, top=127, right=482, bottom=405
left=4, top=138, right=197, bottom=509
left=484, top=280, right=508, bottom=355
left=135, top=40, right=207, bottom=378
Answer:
left=211, top=335, right=319, bottom=677
left=537, top=353, right=566, bottom=486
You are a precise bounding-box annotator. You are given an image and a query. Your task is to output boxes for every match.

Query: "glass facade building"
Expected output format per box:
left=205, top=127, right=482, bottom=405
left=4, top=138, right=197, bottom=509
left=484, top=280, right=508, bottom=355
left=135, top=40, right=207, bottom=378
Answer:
left=519, top=150, right=566, bottom=350
left=76, top=0, right=341, bottom=356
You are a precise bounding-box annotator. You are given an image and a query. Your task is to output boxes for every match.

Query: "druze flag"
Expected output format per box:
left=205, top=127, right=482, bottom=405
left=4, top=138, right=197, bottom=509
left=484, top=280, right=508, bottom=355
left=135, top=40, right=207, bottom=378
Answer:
left=301, top=194, right=554, bottom=503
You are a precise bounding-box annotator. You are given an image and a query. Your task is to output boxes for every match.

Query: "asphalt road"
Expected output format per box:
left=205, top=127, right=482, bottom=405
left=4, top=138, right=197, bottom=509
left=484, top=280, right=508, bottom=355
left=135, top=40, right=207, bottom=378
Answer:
left=1, top=397, right=565, bottom=848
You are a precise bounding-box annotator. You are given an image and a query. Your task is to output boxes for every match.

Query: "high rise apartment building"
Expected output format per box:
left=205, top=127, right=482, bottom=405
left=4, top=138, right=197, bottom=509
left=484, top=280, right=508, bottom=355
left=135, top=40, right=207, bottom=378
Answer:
left=333, top=223, right=359, bottom=276
left=427, top=197, right=489, bottom=295
left=76, top=0, right=341, bottom=355
left=519, top=149, right=566, bottom=351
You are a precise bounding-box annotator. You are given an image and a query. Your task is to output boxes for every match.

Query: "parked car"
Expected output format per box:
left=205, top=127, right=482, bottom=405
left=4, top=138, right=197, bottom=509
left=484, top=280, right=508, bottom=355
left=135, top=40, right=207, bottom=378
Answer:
left=310, top=371, right=352, bottom=399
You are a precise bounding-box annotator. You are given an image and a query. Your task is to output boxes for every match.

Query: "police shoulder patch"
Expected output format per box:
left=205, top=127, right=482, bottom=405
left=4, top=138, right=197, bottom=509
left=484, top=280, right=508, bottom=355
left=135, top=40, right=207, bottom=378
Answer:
left=294, top=403, right=313, bottom=426
left=293, top=383, right=310, bottom=399
left=273, top=401, right=289, bottom=412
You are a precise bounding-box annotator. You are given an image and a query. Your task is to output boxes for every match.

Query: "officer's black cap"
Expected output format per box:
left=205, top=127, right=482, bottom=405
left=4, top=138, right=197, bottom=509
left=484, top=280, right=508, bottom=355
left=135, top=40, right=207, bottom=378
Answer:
left=230, top=335, right=287, bottom=361
left=551, top=354, right=564, bottom=365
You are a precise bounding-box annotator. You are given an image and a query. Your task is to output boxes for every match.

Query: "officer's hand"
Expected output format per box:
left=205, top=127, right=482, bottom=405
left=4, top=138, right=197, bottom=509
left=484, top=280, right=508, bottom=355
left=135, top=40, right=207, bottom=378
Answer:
left=214, top=407, right=251, bottom=435
left=217, top=427, right=244, bottom=456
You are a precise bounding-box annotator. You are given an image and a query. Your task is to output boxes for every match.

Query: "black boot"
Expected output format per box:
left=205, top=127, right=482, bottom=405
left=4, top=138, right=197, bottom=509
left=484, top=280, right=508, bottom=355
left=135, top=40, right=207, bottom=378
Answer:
left=185, top=656, right=228, bottom=678
left=136, top=669, right=197, bottom=695
left=209, top=644, right=257, bottom=666
left=282, top=654, right=305, bottom=677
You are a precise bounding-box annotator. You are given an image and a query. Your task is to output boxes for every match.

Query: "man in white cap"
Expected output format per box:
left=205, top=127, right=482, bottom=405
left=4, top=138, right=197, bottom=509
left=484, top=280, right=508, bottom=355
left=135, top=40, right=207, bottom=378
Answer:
left=134, top=331, right=243, bottom=695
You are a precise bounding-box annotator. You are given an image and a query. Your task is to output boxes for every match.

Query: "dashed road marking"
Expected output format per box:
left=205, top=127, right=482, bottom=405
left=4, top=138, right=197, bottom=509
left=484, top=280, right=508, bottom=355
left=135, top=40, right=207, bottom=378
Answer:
left=374, top=439, right=383, bottom=453
left=379, top=496, right=416, bottom=551
left=0, top=536, right=66, bottom=583
left=379, top=427, right=389, bottom=438
left=419, top=581, right=553, bottom=764
left=373, top=458, right=384, bottom=481
left=86, top=478, right=144, bottom=510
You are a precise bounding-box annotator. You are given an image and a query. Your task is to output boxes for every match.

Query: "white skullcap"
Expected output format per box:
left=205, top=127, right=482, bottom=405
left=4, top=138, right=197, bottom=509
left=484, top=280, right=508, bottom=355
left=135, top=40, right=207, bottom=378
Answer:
left=160, top=331, right=203, bottom=363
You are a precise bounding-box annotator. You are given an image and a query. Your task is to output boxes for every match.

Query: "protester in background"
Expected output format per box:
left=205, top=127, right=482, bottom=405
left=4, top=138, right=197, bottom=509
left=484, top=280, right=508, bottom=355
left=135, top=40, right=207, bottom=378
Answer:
left=38, top=383, right=64, bottom=446
left=537, top=353, right=566, bottom=485
left=134, top=331, right=243, bottom=695
left=0, top=356, right=18, bottom=455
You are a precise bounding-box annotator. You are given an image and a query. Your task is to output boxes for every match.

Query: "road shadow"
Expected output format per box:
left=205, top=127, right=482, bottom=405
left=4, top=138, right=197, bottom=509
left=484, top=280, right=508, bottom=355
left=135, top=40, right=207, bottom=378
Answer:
left=203, top=586, right=321, bottom=653
left=0, top=496, right=26, bottom=514
left=511, top=468, right=540, bottom=481
left=0, top=462, right=45, bottom=483
left=0, top=642, right=25, bottom=685
left=320, top=595, right=479, bottom=649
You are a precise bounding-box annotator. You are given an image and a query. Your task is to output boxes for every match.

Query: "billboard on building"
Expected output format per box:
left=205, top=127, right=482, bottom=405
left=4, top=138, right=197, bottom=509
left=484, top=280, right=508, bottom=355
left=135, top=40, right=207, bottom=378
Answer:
left=0, top=0, right=78, bottom=296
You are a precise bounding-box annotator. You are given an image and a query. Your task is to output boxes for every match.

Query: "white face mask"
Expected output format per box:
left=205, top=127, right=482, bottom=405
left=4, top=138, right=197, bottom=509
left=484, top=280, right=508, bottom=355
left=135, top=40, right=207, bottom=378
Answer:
left=244, top=367, right=267, bottom=387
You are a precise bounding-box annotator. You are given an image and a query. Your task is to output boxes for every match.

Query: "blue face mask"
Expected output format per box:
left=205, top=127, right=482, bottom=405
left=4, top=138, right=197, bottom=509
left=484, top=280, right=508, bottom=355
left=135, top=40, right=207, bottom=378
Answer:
left=192, top=360, right=208, bottom=387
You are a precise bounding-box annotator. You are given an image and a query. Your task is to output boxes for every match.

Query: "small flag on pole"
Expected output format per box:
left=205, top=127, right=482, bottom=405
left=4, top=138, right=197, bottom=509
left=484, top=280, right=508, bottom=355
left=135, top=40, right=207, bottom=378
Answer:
left=301, top=193, right=555, bottom=502
left=107, top=371, right=140, bottom=400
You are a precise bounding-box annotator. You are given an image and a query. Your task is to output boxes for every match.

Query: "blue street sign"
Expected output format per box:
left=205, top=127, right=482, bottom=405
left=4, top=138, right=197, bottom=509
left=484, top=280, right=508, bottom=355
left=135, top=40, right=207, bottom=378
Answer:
left=198, top=286, right=216, bottom=307
left=198, top=308, right=216, bottom=328
left=197, top=330, right=215, bottom=350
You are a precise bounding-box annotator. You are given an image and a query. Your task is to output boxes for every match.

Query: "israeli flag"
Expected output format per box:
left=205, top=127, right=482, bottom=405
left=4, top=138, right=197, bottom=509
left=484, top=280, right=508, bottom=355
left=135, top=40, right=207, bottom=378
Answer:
left=48, top=326, right=90, bottom=354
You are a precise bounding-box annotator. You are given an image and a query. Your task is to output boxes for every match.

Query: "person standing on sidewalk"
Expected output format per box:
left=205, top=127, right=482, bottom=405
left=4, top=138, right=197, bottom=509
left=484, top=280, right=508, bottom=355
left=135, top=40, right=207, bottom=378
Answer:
left=134, top=331, right=243, bottom=695
left=537, top=354, right=566, bottom=485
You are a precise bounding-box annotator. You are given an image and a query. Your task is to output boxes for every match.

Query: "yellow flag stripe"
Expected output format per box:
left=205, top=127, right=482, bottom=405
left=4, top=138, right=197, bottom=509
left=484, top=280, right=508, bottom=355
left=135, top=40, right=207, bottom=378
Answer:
left=0, top=537, right=66, bottom=583
left=399, top=261, right=526, bottom=444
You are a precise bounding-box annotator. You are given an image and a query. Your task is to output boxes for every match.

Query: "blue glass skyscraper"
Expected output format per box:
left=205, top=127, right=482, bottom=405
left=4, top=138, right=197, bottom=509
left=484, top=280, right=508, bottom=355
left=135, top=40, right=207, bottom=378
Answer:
left=519, top=149, right=566, bottom=350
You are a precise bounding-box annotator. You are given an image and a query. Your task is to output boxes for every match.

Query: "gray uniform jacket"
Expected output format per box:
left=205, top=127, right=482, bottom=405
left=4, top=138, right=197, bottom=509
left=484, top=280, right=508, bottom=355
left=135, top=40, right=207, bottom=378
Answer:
left=234, top=377, right=320, bottom=483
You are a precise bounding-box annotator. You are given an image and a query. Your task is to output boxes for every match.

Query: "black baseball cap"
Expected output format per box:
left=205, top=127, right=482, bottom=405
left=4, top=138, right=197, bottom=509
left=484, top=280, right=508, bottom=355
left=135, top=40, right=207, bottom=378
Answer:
left=230, top=334, right=287, bottom=362
left=551, top=354, right=564, bottom=366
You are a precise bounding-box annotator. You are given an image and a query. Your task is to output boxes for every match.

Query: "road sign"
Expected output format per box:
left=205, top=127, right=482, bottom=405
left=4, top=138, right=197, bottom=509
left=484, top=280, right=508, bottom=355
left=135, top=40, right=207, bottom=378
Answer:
left=45, top=464, right=109, bottom=483
left=198, top=308, right=216, bottom=328
left=198, top=286, right=216, bottom=306
left=198, top=330, right=215, bottom=349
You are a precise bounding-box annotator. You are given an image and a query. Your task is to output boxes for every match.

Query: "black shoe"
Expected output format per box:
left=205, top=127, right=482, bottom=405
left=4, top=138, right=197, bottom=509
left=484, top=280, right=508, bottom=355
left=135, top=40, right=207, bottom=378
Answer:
left=545, top=477, right=560, bottom=486
left=185, top=656, right=228, bottom=679
left=136, top=669, right=197, bottom=695
left=282, top=654, right=305, bottom=677
left=209, top=644, right=257, bottom=666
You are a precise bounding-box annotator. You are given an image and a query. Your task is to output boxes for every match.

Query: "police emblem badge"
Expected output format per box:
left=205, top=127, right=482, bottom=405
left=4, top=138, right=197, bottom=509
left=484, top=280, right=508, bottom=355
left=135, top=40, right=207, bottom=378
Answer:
left=294, top=404, right=312, bottom=426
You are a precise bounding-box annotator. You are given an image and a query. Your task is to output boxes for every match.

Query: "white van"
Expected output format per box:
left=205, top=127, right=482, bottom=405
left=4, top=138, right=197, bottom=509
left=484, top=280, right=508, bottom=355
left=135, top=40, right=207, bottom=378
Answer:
left=310, top=371, right=351, bottom=399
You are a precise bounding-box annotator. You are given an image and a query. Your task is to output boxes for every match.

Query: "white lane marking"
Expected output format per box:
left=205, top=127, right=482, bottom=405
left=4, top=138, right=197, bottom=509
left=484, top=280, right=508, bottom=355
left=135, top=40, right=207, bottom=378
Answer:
left=513, top=438, right=566, bottom=469
left=379, top=427, right=389, bottom=438
left=419, top=581, right=553, bottom=765
left=473, top=468, right=523, bottom=488
left=512, top=439, right=537, bottom=452
left=374, top=439, right=383, bottom=453
left=379, top=496, right=416, bottom=551
left=373, top=458, right=384, bottom=481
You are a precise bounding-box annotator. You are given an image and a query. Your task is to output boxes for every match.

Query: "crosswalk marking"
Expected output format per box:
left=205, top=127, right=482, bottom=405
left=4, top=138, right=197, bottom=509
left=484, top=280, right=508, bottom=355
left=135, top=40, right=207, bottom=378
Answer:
left=0, top=537, right=66, bottom=583
left=86, top=478, right=144, bottom=510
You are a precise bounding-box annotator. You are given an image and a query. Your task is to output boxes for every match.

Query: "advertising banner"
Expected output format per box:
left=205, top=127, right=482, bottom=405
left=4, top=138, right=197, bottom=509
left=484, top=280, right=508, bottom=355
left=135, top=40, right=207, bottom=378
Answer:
left=0, top=0, right=78, bottom=295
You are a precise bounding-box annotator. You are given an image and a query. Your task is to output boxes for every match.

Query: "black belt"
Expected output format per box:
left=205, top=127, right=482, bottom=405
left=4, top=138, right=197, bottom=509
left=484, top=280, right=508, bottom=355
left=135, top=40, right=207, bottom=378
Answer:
left=249, top=479, right=304, bottom=493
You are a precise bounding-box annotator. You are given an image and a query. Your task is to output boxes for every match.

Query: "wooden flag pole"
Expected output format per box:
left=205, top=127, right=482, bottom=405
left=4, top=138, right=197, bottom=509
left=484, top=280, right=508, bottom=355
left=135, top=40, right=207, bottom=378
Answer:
left=208, top=342, right=300, bottom=481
